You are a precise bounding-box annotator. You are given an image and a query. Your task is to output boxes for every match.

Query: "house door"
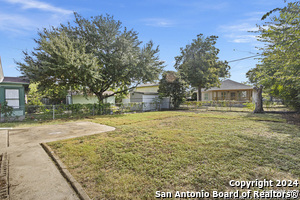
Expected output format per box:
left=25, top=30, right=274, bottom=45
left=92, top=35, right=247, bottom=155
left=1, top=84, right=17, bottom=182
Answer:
left=230, top=92, right=236, bottom=100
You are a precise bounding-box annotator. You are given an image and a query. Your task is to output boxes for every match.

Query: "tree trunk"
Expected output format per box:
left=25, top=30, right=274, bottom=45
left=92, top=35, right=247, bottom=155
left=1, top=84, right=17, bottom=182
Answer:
left=95, top=93, right=104, bottom=104
left=197, top=86, right=202, bottom=102
left=253, top=85, right=264, bottom=113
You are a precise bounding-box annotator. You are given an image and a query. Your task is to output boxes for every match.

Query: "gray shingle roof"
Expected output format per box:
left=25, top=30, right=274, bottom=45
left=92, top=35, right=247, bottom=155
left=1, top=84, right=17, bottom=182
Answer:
left=137, top=83, right=159, bottom=88
left=2, top=77, right=29, bottom=84
left=71, top=90, right=114, bottom=96
left=132, top=91, right=159, bottom=95
left=203, top=79, right=252, bottom=91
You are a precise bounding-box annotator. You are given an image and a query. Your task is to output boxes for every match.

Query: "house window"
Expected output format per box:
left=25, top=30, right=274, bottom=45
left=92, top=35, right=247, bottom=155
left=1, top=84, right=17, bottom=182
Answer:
left=241, top=91, right=247, bottom=98
left=221, top=92, right=226, bottom=100
left=204, top=93, right=209, bottom=100
left=230, top=92, right=236, bottom=100
left=238, top=91, right=246, bottom=100
left=213, top=92, right=217, bottom=98
left=5, top=89, right=20, bottom=109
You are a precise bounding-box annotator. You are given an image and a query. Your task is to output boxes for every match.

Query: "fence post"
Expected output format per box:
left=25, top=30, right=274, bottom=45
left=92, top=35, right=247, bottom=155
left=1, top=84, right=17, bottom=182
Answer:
left=53, top=105, right=55, bottom=120
left=93, top=104, right=95, bottom=116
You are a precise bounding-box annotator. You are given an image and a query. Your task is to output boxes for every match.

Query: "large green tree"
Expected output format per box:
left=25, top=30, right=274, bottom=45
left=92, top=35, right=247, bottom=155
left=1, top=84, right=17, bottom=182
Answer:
left=158, top=71, right=187, bottom=109
left=247, top=1, right=300, bottom=110
left=174, top=34, right=230, bottom=101
left=27, top=83, right=43, bottom=106
left=17, top=13, right=164, bottom=102
left=27, top=82, right=67, bottom=105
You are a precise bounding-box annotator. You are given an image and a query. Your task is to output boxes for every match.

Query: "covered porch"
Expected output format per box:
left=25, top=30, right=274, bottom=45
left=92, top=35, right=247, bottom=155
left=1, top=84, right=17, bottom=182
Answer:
left=204, top=89, right=253, bottom=102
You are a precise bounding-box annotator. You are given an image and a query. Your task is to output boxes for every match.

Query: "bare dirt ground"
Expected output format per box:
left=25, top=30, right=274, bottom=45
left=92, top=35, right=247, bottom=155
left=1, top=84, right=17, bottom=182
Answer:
left=2, top=121, right=115, bottom=200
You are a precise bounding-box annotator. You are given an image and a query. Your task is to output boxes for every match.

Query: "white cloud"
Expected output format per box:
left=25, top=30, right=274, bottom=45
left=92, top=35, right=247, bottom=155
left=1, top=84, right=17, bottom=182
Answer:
left=219, top=11, right=263, bottom=44
left=244, top=11, right=265, bottom=17
left=221, top=23, right=258, bottom=32
left=142, top=18, right=175, bottom=27
left=4, top=0, right=72, bottom=14
left=232, top=37, right=256, bottom=44
left=0, top=14, right=35, bottom=33
left=0, top=0, right=73, bottom=35
left=220, top=23, right=258, bottom=44
left=140, top=0, right=229, bottom=11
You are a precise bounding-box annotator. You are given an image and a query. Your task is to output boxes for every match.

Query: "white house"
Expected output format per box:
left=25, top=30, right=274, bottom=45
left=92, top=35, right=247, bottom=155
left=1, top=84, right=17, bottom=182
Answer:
left=122, top=83, right=170, bottom=111
left=66, top=91, right=115, bottom=105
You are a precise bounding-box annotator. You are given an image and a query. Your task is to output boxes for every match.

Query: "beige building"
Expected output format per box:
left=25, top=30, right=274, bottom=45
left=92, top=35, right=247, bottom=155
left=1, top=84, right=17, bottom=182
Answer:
left=122, top=83, right=170, bottom=110
left=201, top=79, right=254, bottom=102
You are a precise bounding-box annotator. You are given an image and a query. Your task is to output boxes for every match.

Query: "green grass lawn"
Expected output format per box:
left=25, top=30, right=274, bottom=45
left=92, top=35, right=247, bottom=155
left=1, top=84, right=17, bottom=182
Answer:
left=47, top=111, right=299, bottom=199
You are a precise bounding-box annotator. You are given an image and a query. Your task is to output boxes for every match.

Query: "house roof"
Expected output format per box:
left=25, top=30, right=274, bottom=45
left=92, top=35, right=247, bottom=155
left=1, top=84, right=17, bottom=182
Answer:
left=137, top=83, right=159, bottom=88
left=202, top=79, right=252, bottom=92
left=132, top=91, right=159, bottom=95
left=0, top=57, right=29, bottom=84
left=71, top=90, right=114, bottom=96
left=2, top=77, right=30, bottom=84
left=103, top=91, right=114, bottom=95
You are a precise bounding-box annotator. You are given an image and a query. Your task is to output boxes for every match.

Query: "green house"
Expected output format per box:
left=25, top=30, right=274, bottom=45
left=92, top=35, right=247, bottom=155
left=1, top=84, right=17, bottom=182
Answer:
left=0, top=58, right=29, bottom=121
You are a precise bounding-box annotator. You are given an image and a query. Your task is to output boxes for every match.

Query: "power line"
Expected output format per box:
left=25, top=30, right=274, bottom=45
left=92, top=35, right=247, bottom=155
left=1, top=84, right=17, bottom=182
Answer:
left=233, top=49, right=256, bottom=55
left=228, top=54, right=261, bottom=63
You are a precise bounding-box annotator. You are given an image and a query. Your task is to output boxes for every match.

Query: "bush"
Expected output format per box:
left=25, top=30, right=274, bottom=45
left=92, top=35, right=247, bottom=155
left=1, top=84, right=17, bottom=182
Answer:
left=243, top=102, right=255, bottom=111
left=0, top=101, right=13, bottom=120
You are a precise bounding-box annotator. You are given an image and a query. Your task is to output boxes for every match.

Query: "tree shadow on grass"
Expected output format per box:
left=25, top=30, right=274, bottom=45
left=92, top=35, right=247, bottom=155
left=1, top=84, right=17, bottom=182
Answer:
left=233, top=132, right=299, bottom=177
left=242, top=112, right=300, bottom=138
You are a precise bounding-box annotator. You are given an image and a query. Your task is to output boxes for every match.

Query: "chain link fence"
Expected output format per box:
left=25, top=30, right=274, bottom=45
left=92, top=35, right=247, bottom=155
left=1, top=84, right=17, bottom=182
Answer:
left=180, top=100, right=293, bottom=112
left=0, top=102, right=172, bottom=122
left=0, top=100, right=295, bottom=122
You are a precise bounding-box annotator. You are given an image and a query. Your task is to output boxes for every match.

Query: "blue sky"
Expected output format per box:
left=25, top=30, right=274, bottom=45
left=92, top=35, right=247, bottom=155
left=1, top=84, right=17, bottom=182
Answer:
left=0, top=0, right=287, bottom=83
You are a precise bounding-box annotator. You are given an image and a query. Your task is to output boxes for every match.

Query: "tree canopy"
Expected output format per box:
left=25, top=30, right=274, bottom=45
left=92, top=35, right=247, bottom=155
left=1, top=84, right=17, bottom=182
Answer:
left=174, top=34, right=230, bottom=101
left=17, top=13, right=164, bottom=102
left=27, top=83, right=43, bottom=106
left=158, top=71, right=187, bottom=108
left=246, top=1, right=300, bottom=110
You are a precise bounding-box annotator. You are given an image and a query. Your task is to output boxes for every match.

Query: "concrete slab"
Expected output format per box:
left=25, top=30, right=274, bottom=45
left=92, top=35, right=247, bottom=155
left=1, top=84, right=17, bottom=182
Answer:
left=4, top=121, right=115, bottom=200
left=8, top=144, right=79, bottom=200
left=9, top=122, right=115, bottom=144
left=0, top=130, right=7, bottom=154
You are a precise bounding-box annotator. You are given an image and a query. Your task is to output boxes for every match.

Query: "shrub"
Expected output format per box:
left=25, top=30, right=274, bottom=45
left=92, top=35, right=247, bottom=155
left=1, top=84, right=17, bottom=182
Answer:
left=243, top=102, right=255, bottom=111
left=0, top=101, right=14, bottom=120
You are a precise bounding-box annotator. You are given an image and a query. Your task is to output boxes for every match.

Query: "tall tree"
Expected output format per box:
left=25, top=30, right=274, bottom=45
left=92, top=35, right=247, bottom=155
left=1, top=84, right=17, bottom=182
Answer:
left=27, top=83, right=43, bottom=106
left=247, top=1, right=300, bottom=111
left=158, top=71, right=187, bottom=109
left=17, top=13, right=164, bottom=102
left=174, top=34, right=230, bottom=101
